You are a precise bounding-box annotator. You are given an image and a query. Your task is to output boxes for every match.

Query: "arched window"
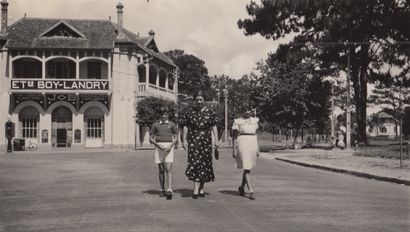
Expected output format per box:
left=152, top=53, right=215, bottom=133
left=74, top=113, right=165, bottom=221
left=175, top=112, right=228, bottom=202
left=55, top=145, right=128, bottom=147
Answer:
left=149, top=65, right=158, bottom=85
left=168, top=73, right=174, bottom=90
left=13, top=58, right=42, bottom=79
left=46, top=58, right=76, bottom=79
left=19, top=106, right=39, bottom=138
left=84, top=107, right=104, bottom=139
left=138, top=65, right=146, bottom=83
left=159, top=70, right=167, bottom=88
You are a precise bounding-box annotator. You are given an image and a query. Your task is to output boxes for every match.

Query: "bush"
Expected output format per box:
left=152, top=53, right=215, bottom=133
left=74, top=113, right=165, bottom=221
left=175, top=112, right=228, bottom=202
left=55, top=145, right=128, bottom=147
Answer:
left=136, top=97, right=177, bottom=126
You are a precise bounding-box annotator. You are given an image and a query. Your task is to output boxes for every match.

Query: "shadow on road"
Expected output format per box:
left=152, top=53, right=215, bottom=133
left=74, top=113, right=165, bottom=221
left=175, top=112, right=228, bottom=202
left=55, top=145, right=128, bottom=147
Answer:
left=174, top=188, right=193, bottom=198
left=142, top=190, right=161, bottom=195
left=219, top=190, right=241, bottom=197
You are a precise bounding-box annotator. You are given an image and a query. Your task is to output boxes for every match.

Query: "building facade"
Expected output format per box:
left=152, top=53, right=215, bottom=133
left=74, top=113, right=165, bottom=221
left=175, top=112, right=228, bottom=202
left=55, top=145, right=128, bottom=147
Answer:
left=367, top=112, right=400, bottom=139
left=0, top=1, right=178, bottom=150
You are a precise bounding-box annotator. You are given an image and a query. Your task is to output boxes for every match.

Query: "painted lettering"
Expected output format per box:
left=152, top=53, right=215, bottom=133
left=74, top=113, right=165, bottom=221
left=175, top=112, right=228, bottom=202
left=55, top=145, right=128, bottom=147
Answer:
left=86, top=81, right=93, bottom=89
left=38, top=81, right=44, bottom=89
left=71, top=82, right=78, bottom=89
left=101, top=81, right=108, bottom=90
left=79, top=81, right=86, bottom=89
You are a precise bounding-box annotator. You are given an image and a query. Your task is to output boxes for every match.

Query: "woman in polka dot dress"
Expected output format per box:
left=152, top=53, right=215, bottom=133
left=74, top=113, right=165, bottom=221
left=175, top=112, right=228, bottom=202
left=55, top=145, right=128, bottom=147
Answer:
left=182, top=93, right=219, bottom=199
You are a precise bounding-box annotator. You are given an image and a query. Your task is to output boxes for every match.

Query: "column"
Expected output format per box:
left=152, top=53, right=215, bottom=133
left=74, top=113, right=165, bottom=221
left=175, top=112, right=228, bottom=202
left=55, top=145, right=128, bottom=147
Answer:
left=145, top=63, right=149, bottom=90
left=42, top=51, right=46, bottom=79
left=39, top=113, right=52, bottom=148
left=75, top=51, right=79, bottom=79
left=72, top=113, right=83, bottom=149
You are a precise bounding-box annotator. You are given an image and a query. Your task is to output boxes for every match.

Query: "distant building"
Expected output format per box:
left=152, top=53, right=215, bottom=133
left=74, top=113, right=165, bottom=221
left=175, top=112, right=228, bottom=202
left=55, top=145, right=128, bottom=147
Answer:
left=367, top=112, right=400, bottom=139
left=0, top=1, right=178, bottom=150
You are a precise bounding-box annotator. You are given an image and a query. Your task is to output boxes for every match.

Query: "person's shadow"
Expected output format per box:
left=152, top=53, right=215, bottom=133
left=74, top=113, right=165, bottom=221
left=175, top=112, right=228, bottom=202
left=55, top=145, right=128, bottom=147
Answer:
left=142, top=190, right=161, bottom=195
left=219, top=190, right=241, bottom=197
left=142, top=188, right=194, bottom=198
left=173, top=188, right=194, bottom=198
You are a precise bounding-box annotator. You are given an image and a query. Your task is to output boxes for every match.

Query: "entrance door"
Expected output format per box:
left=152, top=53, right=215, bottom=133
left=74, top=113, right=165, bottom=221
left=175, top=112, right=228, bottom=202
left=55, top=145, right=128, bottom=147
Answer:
left=56, top=129, right=67, bottom=147
left=84, top=107, right=104, bottom=148
left=52, top=106, right=72, bottom=148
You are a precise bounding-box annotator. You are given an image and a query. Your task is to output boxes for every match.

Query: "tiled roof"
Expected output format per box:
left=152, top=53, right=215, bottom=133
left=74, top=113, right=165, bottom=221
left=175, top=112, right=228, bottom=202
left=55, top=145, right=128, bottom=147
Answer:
left=6, top=18, right=117, bottom=49
left=122, top=28, right=175, bottom=67
left=136, top=36, right=151, bottom=46
left=5, top=17, right=176, bottom=67
left=377, top=112, right=394, bottom=119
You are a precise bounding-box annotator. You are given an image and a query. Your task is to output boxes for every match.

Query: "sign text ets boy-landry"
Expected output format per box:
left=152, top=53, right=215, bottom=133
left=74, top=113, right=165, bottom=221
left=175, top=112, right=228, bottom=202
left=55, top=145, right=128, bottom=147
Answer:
left=11, top=80, right=109, bottom=90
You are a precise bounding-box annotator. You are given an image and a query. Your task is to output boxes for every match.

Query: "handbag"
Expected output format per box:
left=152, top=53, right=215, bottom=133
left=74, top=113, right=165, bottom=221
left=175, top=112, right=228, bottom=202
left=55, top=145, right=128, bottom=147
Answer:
left=214, top=147, right=219, bottom=160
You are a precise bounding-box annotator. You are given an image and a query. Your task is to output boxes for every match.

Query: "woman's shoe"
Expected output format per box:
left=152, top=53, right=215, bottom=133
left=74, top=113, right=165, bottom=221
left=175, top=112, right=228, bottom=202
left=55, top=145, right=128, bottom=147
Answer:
left=249, top=192, right=255, bottom=200
left=199, top=192, right=205, bottom=198
left=159, top=190, right=166, bottom=197
left=166, top=191, right=173, bottom=200
left=192, top=194, right=198, bottom=199
left=238, top=186, right=245, bottom=196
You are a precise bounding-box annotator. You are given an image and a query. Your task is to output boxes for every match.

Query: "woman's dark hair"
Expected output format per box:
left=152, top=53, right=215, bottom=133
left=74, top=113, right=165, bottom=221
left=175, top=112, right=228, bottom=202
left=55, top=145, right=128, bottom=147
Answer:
left=159, top=106, right=169, bottom=114
left=192, top=90, right=205, bottom=101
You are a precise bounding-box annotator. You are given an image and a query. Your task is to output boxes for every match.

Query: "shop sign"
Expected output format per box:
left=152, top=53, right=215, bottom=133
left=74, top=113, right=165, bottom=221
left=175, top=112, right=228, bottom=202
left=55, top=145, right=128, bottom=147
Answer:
left=11, top=80, right=109, bottom=90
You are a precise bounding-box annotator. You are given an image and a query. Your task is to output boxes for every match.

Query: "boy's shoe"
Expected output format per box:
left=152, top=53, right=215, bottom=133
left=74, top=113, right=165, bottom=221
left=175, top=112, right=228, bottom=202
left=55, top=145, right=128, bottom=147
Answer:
left=159, top=190, right=166, bottom=197
left=166, top=191, right=173, bottom=200
left=249, top=192, right=255, bottom=200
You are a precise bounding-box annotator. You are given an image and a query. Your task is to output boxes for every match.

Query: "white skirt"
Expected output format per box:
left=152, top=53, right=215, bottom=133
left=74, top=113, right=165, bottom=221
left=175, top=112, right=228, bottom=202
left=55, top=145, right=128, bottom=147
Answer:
left=235, top=135, right=258, bottom=170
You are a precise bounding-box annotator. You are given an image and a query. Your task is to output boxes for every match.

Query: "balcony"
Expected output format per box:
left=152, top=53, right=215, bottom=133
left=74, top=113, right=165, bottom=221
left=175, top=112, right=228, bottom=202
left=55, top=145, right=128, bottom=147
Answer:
left=136, top=83, right=176, bottom=101
left=10, top=55, right=111, bottom=93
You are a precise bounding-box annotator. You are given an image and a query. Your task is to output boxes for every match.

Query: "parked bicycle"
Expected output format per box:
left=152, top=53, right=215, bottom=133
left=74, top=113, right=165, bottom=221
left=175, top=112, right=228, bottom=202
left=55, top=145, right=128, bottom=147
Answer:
left=26, top=141, right=38, bottom=151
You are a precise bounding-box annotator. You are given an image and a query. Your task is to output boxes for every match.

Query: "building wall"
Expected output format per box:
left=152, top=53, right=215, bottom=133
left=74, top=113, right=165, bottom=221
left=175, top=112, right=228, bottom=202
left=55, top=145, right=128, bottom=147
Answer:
left=111, top=49, right=138, bottom=148
left=367, top=121, right=400, bottom=138
left=0, top=47, right=177, bottom=151
left=0, top=49, right=10, bottom=149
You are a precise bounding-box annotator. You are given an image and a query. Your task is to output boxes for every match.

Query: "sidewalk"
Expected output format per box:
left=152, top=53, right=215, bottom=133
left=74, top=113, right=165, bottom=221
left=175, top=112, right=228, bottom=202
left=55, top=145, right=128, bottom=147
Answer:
left=262, top=148, right=410, bottom=186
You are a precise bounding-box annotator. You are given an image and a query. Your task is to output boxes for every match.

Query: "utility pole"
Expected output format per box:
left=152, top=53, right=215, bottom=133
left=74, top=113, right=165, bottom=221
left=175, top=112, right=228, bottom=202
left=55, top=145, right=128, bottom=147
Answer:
left=331, top=83, right=335, bottom=137
left=223, top=87, right=228, bottom=145
left=346, top=47, right=351, bottom=149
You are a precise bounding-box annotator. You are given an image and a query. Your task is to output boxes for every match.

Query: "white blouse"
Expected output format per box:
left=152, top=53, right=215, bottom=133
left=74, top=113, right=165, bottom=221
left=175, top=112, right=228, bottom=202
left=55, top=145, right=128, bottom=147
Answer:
left=232, top=117, right=259, bottom=134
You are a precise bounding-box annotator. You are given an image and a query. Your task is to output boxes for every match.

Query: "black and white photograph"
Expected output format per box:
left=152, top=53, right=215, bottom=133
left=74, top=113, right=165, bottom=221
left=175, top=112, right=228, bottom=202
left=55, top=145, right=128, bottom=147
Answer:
left=0, top=0, right=409, bottom=231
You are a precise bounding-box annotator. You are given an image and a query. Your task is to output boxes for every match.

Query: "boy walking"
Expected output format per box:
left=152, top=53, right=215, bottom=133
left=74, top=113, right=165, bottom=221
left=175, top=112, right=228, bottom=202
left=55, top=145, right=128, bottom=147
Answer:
left=149, top=107, right=178, bottom=200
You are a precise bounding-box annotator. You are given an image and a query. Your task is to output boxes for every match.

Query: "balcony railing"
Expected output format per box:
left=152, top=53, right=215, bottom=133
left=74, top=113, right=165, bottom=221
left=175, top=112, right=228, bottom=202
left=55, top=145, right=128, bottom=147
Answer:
left=137, top=83, right=176, bottom=101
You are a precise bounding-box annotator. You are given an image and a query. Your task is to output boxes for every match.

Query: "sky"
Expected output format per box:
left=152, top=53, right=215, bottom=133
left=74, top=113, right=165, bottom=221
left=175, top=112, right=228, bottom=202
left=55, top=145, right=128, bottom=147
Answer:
left=7, top=0, right=287, bottom=79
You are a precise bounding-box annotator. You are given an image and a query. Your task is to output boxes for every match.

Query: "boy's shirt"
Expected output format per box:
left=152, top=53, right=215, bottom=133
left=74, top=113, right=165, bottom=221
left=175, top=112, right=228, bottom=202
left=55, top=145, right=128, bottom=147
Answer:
left=150, top=120, right=178, bottom=142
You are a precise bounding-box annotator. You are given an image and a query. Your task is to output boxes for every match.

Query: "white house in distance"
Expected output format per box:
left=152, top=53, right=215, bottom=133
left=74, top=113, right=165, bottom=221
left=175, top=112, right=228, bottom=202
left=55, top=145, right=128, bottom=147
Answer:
left=0, top=1, right=178, bottom=150
left=367, top=112, right=400, bottom=139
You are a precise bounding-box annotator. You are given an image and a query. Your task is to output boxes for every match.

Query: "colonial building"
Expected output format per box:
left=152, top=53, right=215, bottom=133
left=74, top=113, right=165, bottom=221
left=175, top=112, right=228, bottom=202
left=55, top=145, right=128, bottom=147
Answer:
left=367, top=112, right=400, bottom=139
left=0, top=1, right=178, bottom=150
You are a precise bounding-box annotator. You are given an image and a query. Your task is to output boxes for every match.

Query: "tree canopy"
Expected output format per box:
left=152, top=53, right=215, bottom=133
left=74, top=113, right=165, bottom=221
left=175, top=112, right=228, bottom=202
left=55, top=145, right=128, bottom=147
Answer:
left=164, top=49, right=212, bottom=99
left=136, top=97, right=177, bottom=127
left=255, top=43, right=331, bottom=145
left=238, top=0, right=410, bottom=144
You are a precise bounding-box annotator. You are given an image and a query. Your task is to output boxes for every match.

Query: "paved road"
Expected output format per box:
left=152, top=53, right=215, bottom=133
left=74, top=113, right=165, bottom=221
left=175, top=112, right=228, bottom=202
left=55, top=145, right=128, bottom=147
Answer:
left=0, top=149, right=409, bottom=232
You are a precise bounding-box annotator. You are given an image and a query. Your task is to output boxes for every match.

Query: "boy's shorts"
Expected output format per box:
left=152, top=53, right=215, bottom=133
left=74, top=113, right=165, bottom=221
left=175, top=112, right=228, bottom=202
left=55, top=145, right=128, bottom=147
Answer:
left=154, top=142, right=174, bottom=164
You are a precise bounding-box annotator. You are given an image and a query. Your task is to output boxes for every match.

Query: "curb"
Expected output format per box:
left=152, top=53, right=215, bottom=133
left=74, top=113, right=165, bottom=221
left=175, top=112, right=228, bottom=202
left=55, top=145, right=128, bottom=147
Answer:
left=276, top=157, right=410, bottom=186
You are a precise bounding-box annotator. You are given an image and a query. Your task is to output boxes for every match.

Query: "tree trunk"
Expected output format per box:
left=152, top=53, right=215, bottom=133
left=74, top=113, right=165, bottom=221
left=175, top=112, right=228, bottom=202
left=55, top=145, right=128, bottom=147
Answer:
left=351, top=45, right=369, bottom=145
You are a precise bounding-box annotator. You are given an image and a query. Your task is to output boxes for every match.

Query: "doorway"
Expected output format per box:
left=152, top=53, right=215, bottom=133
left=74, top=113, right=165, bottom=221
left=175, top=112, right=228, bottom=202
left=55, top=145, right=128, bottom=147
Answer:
left=52, top=106, right=72, bottom=148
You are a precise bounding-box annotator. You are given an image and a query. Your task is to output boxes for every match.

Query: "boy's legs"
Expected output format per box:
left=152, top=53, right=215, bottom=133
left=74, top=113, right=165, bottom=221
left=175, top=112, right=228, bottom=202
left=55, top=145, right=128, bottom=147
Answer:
left=158, top=163, right=165, bottom=196
left=165, top=162, right=173, bottom=192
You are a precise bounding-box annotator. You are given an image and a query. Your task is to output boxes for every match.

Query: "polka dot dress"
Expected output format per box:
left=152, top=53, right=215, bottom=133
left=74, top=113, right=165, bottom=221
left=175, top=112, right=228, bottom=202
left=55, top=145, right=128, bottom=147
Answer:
left=183, top=107, right=216, bottom=182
